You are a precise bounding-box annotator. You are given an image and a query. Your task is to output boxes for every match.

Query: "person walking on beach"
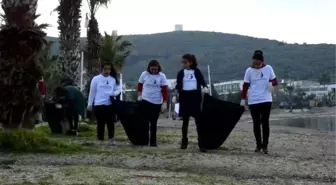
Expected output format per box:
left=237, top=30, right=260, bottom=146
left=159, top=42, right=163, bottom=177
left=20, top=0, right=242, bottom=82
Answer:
left=240, top=50, right=278, bottom=154
left=175, top=54, right=208, bottom=152
left=137, top=60, right=168, bottom=147
left=87, top=62, right=121, bottom=145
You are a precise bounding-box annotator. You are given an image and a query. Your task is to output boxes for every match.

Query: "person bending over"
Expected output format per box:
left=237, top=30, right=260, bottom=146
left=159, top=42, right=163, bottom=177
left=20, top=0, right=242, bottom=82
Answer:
left=175, top=54, right=208, bottom=152
left=137, top=60, right=168, bottom=147
left=87, top=62, right=121, bottom=145
left=240, top=50, right=278, bottom=154
left=61, top=78, right=85, bottom=135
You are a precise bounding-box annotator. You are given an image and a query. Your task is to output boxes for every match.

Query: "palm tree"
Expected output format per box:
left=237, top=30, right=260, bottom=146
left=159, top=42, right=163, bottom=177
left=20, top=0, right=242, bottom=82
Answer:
left=100, top=32, right=133, bottom=72
left=0, top=0, right=47, bottom=129
left=38, top=41, right=61, bottom=92
left=57, top=0, right=82, bottom=83
left=86, top=0, right=111, bottom=77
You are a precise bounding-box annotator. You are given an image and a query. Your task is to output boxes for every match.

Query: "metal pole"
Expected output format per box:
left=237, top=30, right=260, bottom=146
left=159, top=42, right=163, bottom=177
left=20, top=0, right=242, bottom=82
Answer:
left=80, top=51, right=84, bottom=91
left=120, top=73, right=123, bottom=100
left=207, top=64, right=212, bottom=95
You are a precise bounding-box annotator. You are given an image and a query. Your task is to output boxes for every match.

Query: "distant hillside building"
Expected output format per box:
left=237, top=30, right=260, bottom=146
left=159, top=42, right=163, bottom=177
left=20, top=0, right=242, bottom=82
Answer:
left=112, top=30, right=118, bottom=36
left=174, top=24, right=183, bottom=31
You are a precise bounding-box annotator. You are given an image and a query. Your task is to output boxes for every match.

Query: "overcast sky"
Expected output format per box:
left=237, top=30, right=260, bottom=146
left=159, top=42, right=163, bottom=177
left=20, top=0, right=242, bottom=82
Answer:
left=36, top=0, right=336, bottom=44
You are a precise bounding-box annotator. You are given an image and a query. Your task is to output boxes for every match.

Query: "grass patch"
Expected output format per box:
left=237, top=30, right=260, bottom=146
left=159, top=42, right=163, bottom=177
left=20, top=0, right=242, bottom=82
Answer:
left=0, top=129, right=82, bottom=154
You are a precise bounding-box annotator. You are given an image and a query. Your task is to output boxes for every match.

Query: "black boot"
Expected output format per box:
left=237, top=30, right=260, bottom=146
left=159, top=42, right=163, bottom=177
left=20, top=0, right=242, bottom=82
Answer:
left=199, top=148, right=207, bottom=153
left=150, top=136, right=157, bottom=147
left=198, top=137, right=207, bottom=153
left=180, top=138, right=188, bottom=149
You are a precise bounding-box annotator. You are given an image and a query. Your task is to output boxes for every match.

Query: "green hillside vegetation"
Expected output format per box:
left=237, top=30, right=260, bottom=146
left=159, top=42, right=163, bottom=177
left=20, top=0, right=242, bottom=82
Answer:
left=46, top=31, right=335, bottom=84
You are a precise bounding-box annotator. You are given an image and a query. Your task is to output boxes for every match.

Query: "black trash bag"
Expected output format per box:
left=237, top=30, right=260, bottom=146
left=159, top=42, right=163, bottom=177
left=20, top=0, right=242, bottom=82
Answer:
left=199, top=94, right=245, bottom=150
left=112, top=98, right=149, bottom=145
left=44, top=101, right=64, bottom=134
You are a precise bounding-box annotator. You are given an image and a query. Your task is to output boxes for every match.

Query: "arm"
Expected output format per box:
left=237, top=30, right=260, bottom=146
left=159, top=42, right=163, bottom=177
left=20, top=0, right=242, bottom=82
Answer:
left=241, top=69, right=250, bottom=100
left=196, top=68, right=208, bottom=88
left=137, top=72, right=145, bottom=97
left=87, top=77, right=97, bottom=106
left=269, top=66, right=278, bottom=86
left=113, top=83, right=121, bottom=96
left=175, top=70, right=183, bottom=92
left=160, top=73, right=168, bottom=103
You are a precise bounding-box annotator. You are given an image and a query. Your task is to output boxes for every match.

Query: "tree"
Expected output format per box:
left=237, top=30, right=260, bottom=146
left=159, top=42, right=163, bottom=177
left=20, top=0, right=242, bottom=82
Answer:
left=295, top=88, right=306, bottom=111
left=100, top=32, right=134, bottom=72
left=319, top=73, right=331, bottom=85
left=0, top=0, right=47, bottom=129
left=86, top=0, right=111, bottom=77
left=38, top=41, right=61, bottom=92
left=56, top=0, right=82, bottom=83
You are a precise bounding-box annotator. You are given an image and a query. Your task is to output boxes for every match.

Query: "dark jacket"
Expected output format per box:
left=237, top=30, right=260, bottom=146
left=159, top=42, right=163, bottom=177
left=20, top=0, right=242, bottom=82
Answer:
left=64, top=85, right=85, bottom=116
left=175, top=68, right=208, bottom=93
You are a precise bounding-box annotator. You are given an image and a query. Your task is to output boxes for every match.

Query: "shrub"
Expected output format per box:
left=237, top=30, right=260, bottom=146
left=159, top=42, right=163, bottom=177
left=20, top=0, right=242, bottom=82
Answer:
left=0, top=129, right=82, bottom=153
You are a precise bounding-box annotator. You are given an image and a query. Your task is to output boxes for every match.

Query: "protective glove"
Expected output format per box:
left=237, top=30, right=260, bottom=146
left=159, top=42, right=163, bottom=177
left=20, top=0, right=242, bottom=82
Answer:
left=171, top=96, right=177, bottom=103
left=240, top=99, right=246, bottom=106
left=202, top=87, right=210, bottom=94
left=137, top=96, right=142, bottom=101
left=161, top=102, right=167, bottom=112
left=87, top=105, right=93, bottom=112
left=55, top=103, right=62, bottom=109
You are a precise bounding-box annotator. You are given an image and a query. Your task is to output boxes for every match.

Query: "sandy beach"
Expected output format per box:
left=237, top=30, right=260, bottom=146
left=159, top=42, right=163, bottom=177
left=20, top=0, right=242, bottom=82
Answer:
left=0, top=108, right=335, bottom=185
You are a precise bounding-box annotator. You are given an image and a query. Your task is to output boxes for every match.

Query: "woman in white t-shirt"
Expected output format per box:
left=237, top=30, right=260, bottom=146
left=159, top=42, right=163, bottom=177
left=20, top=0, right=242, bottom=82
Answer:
left=87, top=62, right=121, bottom=145
left=240, top=50, right=278, bottom=154
left=137, top=60, right=168, bottom=147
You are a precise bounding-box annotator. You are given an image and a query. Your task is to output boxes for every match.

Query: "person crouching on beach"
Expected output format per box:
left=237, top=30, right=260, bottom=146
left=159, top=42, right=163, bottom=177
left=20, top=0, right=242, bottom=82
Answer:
left=137, top=60, right=168, bottom=147
left=175, top=54, right=208, bottom=152
left=87, top=62, right=121, bottom=145
left=61, top=78, right=85, bottom=136
left=240, top=50, right=278, bottom=154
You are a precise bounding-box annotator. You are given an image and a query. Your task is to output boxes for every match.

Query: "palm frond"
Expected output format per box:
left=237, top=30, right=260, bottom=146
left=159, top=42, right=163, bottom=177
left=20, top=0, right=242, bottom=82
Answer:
left=99, top=32, right=133, bottom=72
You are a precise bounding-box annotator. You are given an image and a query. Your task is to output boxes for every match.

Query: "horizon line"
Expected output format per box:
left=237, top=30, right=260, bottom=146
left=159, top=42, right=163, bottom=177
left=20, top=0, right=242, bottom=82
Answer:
left=45, top=30, right=336, bottom=45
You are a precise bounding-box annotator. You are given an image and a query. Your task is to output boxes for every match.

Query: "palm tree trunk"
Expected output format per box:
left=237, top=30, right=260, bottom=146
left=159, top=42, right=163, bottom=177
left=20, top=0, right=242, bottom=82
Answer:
left=0, top=0, right=47, bottom=129
left=87, top=14, right=101, bottom=78
left=57, top=0, right=82, bottom=83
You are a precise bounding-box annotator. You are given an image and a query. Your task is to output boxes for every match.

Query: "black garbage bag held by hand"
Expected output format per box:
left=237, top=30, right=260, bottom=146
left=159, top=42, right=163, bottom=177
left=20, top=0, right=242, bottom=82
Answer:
left=198, top=94, right=245, bottom=150
left=111, top=97, right=149, bottom=145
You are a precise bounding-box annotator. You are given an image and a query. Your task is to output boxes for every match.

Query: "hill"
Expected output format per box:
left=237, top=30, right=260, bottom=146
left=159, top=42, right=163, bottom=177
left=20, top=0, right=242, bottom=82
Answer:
left=46, top=31, right=335, bottom=83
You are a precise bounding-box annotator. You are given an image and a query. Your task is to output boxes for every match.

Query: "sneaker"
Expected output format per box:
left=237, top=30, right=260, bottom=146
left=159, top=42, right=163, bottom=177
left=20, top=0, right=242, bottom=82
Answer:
left=262, top=148, right=269, bottom=154
left=150, top=143, right=158, bottom=147
left=254, top=147, right=261, bottom=152
left=109, top=138, right=116, bottom=146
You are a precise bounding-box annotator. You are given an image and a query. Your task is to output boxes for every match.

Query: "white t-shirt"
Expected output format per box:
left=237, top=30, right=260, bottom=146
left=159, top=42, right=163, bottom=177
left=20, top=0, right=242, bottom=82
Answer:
left=88, top=74, right=121, bottom=106
left=182, top=69, right=197, bottom=91
left=138, top=71, right=168, bottom=104
left=243, top=65, right=276, bottom=105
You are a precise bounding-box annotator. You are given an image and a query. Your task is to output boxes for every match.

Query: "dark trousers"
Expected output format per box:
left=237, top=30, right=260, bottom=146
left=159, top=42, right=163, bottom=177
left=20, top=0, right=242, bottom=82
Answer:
left=141, top=100, right=162, bottom=145
left=179, top=90, right=202, bottom=146
left=249, top=102, right=272, bottom=149
left=66, top=107, right=79, bottom=131
left=182, top=115, right=201, bottom=140
left=94, top=105, right=116, bottom=141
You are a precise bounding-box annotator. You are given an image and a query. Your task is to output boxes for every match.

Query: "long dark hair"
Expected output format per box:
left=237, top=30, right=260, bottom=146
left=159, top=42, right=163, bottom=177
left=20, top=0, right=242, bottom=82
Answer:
left=182, top=54, right=198, bottom=69
left=252, top=50, right=264, bottom=61
left=146, top=60, right=162, bottom=74
left=101, top=62, right=119, bottom=85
